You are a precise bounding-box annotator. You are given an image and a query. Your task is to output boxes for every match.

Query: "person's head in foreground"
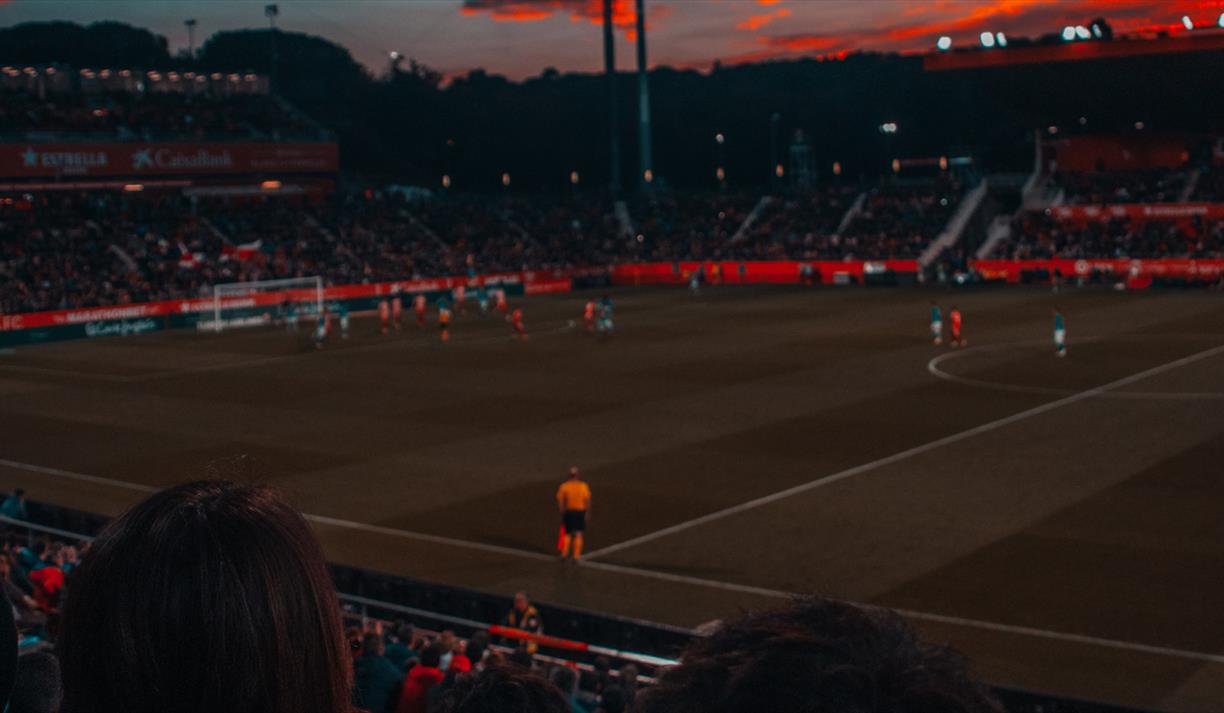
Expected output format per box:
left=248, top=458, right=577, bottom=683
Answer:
left=57, top=480, right=351, bottom=713
left=434, top=663, right=569, bottom=713
left=636, top=597, right=1002, bottom=713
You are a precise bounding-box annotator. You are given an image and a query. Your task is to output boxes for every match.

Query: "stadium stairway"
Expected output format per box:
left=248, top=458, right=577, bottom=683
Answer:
left=919, top=179, right=988, bottom=266
left=835, top=191, right=867, bottom=234
left=726, top=195, right=772, bottom=248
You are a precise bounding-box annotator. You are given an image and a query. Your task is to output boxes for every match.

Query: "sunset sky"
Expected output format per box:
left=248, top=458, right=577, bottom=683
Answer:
left=1, top=0, right=1220, bottom=79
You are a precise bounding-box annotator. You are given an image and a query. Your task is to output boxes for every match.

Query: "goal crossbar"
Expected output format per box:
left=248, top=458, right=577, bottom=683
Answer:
left=211, top=276, right=324, bottom=333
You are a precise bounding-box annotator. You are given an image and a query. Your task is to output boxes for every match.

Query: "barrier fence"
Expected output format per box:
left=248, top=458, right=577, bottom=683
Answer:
left=0, top=502, right=1155, bottom=712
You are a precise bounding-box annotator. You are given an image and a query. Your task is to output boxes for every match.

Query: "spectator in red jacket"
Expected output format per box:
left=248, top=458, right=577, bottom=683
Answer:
left=27, top=547, right=64, bottom=612
left=397, top=643, right=446, bottom=713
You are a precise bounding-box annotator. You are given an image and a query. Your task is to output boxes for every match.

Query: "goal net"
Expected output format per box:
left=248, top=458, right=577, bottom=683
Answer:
left=209, top=276, right=323, bottom=333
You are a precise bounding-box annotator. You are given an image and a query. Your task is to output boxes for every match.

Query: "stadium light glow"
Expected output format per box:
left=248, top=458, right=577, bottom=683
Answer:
left=715, top=133, right=725, bottom=144
left=501, top=172, right=511, bottom=187
left=996, top=32, right=1007, bottom=47
left=1075, top=25, right=1091, bottom=39
left=1134, top=121, right=1145, bottom=130
left=123, top=184, right=144, bottom=192
left=1181, top=15, right=1194, bottom=30
left=891, top=158, right=901, bottom=173
left=939, top=156, right=948, bottom=171
left=879, top=122, right=898, bottom=134
left=1062, top=26, right=1076, bottom=41
left=832, top=161, right=842, bottom=176
left=260, top=180, right=282, bottom=190
left=775, top=163, right=784, bottom=178
left=644, top=169, right=654, bottom=183
left=716, top=167, right=726, bottom=181
left=936, top=36, right=952, bottom=51
left=979, top=31, right=995, bottom=48
left=1047, top=125, right=1058, bottom=135
left=570, top=170, right=580, bottom=185
left=1078, top=116, right=1088, bottom=125
left=441, top=174, right=451, bottom=188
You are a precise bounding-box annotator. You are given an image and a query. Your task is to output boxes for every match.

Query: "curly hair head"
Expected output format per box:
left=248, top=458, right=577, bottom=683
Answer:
left=636, top=597, right=1002, bottom=713
left=435, top=664, right=569, bottom=713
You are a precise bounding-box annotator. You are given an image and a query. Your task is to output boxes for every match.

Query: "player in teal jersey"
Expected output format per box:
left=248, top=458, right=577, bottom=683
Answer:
left=929, top=302, right=943, bottom=345
left=313, top=308, right=330, bottom=350
left=476, top=285, right=490, bottom=315
left=330, top=301, right=350, bottom=339
left=1053, top=309, right=1067, bottom=357
left=597, top=295, right=614, bottom=335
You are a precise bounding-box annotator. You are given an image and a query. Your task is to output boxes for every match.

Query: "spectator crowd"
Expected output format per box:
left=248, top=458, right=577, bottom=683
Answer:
left=997, top=211, right=1224, bottom=260
left=0, top=482, right=1003, bottom=713
left=1, top=179, right=968, bottom=316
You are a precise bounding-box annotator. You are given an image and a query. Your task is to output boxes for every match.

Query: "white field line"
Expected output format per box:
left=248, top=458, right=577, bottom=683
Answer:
left=2, top=456, right=1224, bottom=664
left=582, top=343, right=1224, bottom=560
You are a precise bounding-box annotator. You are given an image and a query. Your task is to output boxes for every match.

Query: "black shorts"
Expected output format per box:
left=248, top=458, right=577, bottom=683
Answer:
left=562, top=510, right=586, bottom=534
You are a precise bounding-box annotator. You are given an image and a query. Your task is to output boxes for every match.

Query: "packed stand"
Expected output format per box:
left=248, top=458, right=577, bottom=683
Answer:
left=1191, top=166, right=1224, bottom=201
left=831, top=178, right=962, bottom=260
left=1053, top=169, right=1188, bottom=204
left=500, top=195, right=624, bottom=269
left=997, top=210, right=1224, bottom=259
left=0, top=192, right=339, bottom=313
left=628, top=191, right=759, bottom=261
left=738, top=186, right=859, bottom=259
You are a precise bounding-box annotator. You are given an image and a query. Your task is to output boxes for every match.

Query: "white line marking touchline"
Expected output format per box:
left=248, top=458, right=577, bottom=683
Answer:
left=2, top=456, right=1223, bottom=664
left=582, top=342, right=1224, bottom=560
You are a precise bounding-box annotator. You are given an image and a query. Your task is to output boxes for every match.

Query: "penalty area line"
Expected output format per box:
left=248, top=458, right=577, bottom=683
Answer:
left=582, top=342, right=1224, bottom=560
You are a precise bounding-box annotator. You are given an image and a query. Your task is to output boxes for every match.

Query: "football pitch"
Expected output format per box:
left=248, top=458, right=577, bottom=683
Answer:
left=1, top=285, right=1223, bottom=711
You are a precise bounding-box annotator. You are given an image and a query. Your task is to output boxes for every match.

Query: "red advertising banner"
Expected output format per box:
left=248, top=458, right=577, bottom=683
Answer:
left=971, top=258, right=1224, bottom=284
left=610, top=260, right=919, bottom=286
left=0, top=142, right=338, bottom=179
left=1049, top=203, right=1224, bottom=223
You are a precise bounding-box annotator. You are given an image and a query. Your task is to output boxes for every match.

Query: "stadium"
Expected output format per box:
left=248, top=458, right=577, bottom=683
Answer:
left=0, top=2, right=1223, bottom=712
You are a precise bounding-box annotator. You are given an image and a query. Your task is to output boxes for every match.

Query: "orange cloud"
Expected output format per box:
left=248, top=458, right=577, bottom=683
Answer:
left=461, top=0, right=636, bottom=28
left=737, top=7, right=792, bottom=31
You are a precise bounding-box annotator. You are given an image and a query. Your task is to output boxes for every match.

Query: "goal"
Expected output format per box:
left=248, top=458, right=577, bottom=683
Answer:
left=210, top=276, right=324, bottom=333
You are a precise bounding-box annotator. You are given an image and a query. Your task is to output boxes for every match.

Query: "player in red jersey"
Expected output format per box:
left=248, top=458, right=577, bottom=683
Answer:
left=390, top=292, right=403, bottom=331
left=495, top=289, right=509, bottom=317
left=413, top=293, right=427, bottom=328
left=511, top=308, right=528, bottom=341
left=582, top=300, right=596, bottom=332
left=378, top=299, right=391, bottom=335
left=949, top=306, right=965, bottom=348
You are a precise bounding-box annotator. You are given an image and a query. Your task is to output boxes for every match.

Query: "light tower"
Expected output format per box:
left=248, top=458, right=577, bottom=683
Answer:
left=635, top=0, right=653, bottom=192
left=184, top=19, right=197, bottom=60
left=603, top=0, right=621, bottom=194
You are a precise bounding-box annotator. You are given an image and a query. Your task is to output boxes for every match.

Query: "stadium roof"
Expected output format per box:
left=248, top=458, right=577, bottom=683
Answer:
left=924, top=28, right=1224, bottom=71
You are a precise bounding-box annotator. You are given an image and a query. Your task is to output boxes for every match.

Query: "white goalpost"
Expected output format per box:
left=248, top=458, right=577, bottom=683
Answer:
left=210, top=276, right=324, bottom=333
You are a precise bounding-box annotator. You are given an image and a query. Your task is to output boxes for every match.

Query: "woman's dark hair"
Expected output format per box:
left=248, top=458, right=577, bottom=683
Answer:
left=635, top=597, right=1003, bottom=713
left=57, top=481, right=351, bottom=713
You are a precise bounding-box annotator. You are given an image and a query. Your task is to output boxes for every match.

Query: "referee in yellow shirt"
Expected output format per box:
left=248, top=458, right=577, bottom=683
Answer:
left=556, top=466, right=591, bottom=562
